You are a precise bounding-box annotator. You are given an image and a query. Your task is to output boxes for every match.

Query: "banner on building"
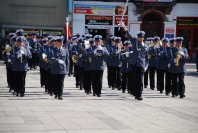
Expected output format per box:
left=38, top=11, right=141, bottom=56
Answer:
left=85, top=15, right=113, bottom=25
left=115, top=16, right=128, bottom=26
left=165, top=27, right=174, bottom=38
left=177, top=17, right=198, bottom=27
left=144, top=0, right=172, bottom=2
left=74, top=4, right=128, bottom=15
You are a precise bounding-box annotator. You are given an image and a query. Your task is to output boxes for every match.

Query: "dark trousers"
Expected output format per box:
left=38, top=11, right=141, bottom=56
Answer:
left=144, top=68, right=149, bottom=87
left=156, top=69, right=160, bottom=90
left=74, top=65, right=80, bottom=86
left=83, top=70, right=92, bottom=93
left=29, top=53, right=37, bottom=68
left=6, top=68, right=14, bottom=90
left=40, top=67, right=45, bottom=86
left=157, top=69, right=166, bottom=92
left=45, top=70, right=54, bottom=93
left=128, top=71, right=134, bottom=94
left=13, top=71, right=26, bottom=94
left=165, top=71, right=172, bottom=94
left=107, top=66, right=112, bottom=87
left=110, top=67, right=121, bottom=89
left=79, top=67, right=84, bottom=90
left=122, top=72, right=129, bottom=92
left=131, top=65, right=144, bottom=98
left=53, top=74, right=65, bottom=97
left=196, top=57, right=198, bottom=70
left=69, top=58, right=74, bottom=75
left=92, top=70, right=103, bottom=96
left=149, top=67, right=156, bottom=89
left=172, top=73, right=185, bottom=96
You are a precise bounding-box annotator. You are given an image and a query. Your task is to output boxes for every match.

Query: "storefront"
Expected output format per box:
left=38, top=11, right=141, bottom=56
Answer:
left=73, top=1, right=131, bottom=42
left=176, top=17, right=198, bottom=61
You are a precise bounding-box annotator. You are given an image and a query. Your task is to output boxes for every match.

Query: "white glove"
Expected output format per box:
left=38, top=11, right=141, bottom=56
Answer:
left=58, top=59, right=65, bottom=64
left=158, top=53, right=161, bottom=56
left=168, top=64, right=171, bottom=68
left=179, top=51, right=185, bottom=56
left=17, top=53, right=22, bottom=58
left=94, top=49, right=97, bottom=55
left=7, top=59, right=11, bottom=62
left=79, top=54, right=82, bottom=58
left=174, top=59, right=176, bottom=63
left=6, top=52, right=10, bottom=55
left=115, top=50, right=120, bottom=54
left=20, top=50, right=24, bottom=55
left=125, top=52, right=130, bottom=57
left=119, top=21, right=125, bottom=27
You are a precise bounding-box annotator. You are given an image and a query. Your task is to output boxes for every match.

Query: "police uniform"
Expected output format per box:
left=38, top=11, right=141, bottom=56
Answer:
left=168, top=37, right=189, bottom=98
left=108, top=37, right=122, bottom=90
left=68, top=36, right=77, bottom=76
left=148, top=36, right=160, bottom=90
left=120, top=40, right=131, bottom=93
left=89, top=35, right=109, bottom=97
left=126, top=31, right=149, bottom=100
left=12, top=36, right=32, bottom=97
left=48, top=37, right=69, bottom=100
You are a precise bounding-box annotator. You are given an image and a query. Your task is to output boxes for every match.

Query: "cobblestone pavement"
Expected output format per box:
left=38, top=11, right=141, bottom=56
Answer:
left=0, top=65, right=197, bottom=133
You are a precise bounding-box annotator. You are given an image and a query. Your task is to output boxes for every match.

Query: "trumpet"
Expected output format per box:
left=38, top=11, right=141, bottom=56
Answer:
left=2, top=45, right=12, bottom=55
left=42, top=53, right=48, bottom=63
left=72, top=55, right=78, bottom=64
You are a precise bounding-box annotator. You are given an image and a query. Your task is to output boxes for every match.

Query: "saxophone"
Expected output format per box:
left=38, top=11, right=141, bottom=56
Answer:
left=175, top=47, right=181, bottom=66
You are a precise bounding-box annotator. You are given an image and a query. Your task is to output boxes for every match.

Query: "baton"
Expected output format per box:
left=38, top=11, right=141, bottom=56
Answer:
left=118, top=0, right=129, bottom=31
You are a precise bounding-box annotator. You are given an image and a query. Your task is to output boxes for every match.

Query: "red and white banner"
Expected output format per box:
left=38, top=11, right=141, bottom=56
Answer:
left=65, top=22, right=71, bottom=40
left=115, top=16, right=128, bottom=26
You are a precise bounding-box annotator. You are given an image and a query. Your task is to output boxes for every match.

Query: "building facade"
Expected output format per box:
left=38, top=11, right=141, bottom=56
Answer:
left=72, top=0, right=198, bottom=61
left=0, top=0, right=68, bottom=36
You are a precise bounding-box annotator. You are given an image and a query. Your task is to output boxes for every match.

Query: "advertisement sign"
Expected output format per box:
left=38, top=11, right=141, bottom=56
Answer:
left=115, top=16, right=128, bottom=26
left=74, top=4, right=128, bottom=15
left=165, top=27, right=174, bottom=38
left=177, top=17, right=198, bottom=27
left=42, top=30, right=62, bottom=36
left=85, top=15, right=113, bottom=25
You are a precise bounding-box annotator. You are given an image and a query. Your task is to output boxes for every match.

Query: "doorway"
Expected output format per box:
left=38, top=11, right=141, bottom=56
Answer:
left=141, top=12, right=165, bottom=38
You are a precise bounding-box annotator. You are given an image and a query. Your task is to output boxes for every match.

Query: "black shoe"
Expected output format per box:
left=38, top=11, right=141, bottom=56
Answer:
left=172, top=95, right=178, bottom=98
left=180, top=95, right=185, bottom=99
left=135, top=97, right=143, bottom=101
left=9, top=89, right=12, bottom=92
left=112, top=87, right=115, bottom=90
left=108, top=85, right=111, bottom=88
left=41, top=85, right=44, bottom=87
left=58, top=96, right=63, bottom=100
left=166, top=92, right=171, bottom=96
left=76, top=85, right=79, bottom=88
left=93, top=93, right=96, bottom=96
left=160, top=91, right=163, bottom=94
left=122, top=90, right=125, bottom=93
left=50, top=93, right=53, bottom=96
left=55, top=95, right=58, bottom=99
left=97, top=95, right=101, bottom=97
left=150, top=88, right=154, bottom=90
left=20, top=93, right=25, bottom=97
left=45, top=89, right=47, bottom=92
left=16, top=93, right=19, bottom=96
left=7, top=85, right=10, bottom=88
left=144, top=85, right=147, bottom=88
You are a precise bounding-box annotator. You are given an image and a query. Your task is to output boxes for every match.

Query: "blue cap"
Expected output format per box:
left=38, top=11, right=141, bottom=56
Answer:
left=76, top=33, right=80, bottom=38
left=114, top=37, right=121, bottom=42
left=137, top=31, right=145, bottom=38
left=162, top=37, right=169, bottom=43
left=48, top=36, right=53, bottom=40
left=78, top=37, right=84, bottom=43
left=42, top=38, right=48, bottom=43
left=123, top=40, right=130, bottom=46
left=176, top=37, right=184, bottom=42
left=54, top=36, right=63, bottom=42
left=8, top=33, right=16, bottom=38
left=16, top=36, right=24, bottom=42
left=89, top=38, right=94, bottom=44
left=153, top=36, right=160, bottom=41
left=16, top=29, right=24, bottom=36
left=170, top=38, right=176, bottom=43
left=49, top=37, right=55, bottom=42
left=85, top=34, right=92, bottom=39
left=72, top=36, right=77, bottom=40
left=146, top=37, right=153, bottom=41
left=94, top=35, right=102, bottom=41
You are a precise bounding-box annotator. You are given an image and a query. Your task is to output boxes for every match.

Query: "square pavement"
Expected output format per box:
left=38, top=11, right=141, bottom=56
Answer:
left=0, top=65, right=197, bottom=133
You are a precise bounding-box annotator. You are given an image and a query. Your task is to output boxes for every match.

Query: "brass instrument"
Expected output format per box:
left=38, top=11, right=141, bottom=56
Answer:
left=72, top=55, right=78, bottom=64
left=2, top=45, right=12, bottom=55
left=42, top=53, right=48, bottom=63
left=175, top=48, right=181, bottom=66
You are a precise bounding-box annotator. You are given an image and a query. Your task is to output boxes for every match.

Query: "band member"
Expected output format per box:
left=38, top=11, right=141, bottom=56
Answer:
left=89, top=35, right=109, bottom=97
left=109, top=37, right=122, bottom=90
left=71, top=37, right=84, bottom=89
left=144, top=37, right=153, bottom=88
left=156, top=37, right=170, bottom=94
left=168, top=37, right=189, bottom=98
left=48, top=36, right=69, bottom=100
left=38, top=38, right=48, bottom=90
left=120, top=22, right=149, bottom=100
left=12, top=36, right=32, bottom=97
left=83, top=38, right=94, bottom=94
left=120, top=40, right=131, bottom=93
left=68, top=36, right=77, bottom=76
left=148, top=36, right=160, bottom=90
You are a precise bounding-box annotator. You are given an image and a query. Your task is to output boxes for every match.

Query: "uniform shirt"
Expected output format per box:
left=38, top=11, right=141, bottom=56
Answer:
left=126, top=31, right=149, bottom=69
left=83, top=48, right=92, bottom=71
left=156, top=46, right=169, bottom=70
left=88, top=45, right=109, bottom=71
left=49, top=47, right=69, bottom=75
left=148, top=46, right=157, bottom=67
left=168, top=47, right=189, bottom=73
left=38, top=45, right=48, bottom=68
left=11, top=46, right=32, bottom=72
left=120, top=48, right=130, bottom=73
left=3, top=51, right=12, bottom=69
left=109, top=45, right=122, bottom=67
left=71, top=43, right=85, bottom=66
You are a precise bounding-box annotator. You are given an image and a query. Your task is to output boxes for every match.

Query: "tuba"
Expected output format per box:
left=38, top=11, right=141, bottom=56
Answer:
left=72, top=55, right=78, bottom=64
left=42, top=53, right=48, bottom=63
left=2, top=45, right=12, bottom=55
left=175, top=47, right=181, bottom=66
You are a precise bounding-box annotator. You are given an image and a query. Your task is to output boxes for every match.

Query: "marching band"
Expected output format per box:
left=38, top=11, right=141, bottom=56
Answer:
left=2, top=21, right=189, bottom=100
